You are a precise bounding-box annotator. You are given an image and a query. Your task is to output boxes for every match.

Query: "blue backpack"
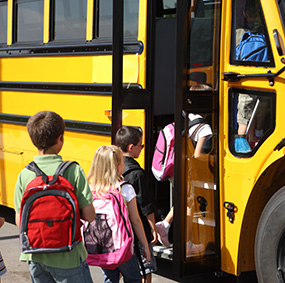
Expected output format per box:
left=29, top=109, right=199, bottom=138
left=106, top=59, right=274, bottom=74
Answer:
left=236, top=31, right=268, bottom=62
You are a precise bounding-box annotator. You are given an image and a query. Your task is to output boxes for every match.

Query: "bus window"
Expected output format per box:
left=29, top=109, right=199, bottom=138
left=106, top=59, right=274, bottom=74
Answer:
left=231, top=0, right=274, bottom=66
left=52, top=0, right=87, bottom=42
left=278, top=0, right=285, bottom=29
left=229, top=89, right=275, bottom=156
left=14, top=0, right=44, bottom=43
left=163, top=0, right=176, bottom=9
left=189, top=0, right=219, bottom=87
left=95, top=0, right=139, bottom=40
left=0, top=1, right=7, bottom=45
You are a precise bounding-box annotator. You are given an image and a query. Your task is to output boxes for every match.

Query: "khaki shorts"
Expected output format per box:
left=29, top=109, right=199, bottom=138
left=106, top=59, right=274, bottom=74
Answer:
left=237, top=93, right=256, bottom=125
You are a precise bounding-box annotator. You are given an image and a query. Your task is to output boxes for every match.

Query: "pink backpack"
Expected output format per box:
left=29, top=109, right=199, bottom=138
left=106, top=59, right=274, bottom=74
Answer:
left=82, top=188, right=134, bottom=269
left=152, top=123, right=175, bottom=181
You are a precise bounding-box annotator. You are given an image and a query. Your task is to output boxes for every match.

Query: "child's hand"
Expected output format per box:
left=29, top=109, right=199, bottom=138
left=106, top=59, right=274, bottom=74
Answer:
left=142, top=245, right=151, bottom=263
left=150, top=229, right=158, bottom=245
left=0, top=217, right=5, bottom=228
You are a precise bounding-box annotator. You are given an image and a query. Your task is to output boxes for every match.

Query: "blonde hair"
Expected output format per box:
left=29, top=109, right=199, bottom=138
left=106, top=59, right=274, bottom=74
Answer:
left=87, top=145, right=124, bottom=196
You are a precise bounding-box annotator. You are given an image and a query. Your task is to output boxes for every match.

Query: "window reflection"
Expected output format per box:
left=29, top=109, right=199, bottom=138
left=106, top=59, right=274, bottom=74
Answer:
left=232, top=0, right=272, bottom=65
left=15, top=0, right=44, bottom=43
left=0, top=1, right=7, bottom=45
left=96, top=0, right=139, bottom=39
left=229, top=89, right=275, bottom=155
left=186, top=110, right=216, bottom=258
left=53, top=0, right=87, bottom=41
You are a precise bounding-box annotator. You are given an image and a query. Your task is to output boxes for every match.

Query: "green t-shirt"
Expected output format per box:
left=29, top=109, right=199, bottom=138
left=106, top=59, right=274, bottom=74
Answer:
left=14, top=154, right=94, bottom=269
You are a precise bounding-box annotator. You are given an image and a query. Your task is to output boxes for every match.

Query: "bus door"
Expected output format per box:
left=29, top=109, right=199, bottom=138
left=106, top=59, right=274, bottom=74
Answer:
left=173, top=0, right=221, bottom=276
left=219, top=0, right=285, bottom=277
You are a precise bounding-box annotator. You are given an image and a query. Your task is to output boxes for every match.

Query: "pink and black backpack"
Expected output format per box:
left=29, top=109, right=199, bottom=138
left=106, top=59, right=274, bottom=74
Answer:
left=82, top=186, right=134, bottom=270
left=151, top=123, right=175, bottom=181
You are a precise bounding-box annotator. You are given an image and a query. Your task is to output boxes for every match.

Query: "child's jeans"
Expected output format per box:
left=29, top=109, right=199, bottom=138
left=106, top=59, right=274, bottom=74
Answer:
left=29, top=260, right=93, bottom=283
left=101, top=254, right=141, bottom=283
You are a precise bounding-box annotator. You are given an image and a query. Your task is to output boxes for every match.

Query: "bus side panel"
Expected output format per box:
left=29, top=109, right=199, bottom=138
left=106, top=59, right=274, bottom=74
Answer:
left=0, top=88, right=145, bottom=208
left=0, top=55, right=139, bottom=84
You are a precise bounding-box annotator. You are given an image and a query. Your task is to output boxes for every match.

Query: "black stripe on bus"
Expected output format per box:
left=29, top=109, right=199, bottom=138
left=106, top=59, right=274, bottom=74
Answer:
left=0, top=41, right=143, bottom=58
left=0, top=81, right=142, bottom=95
left=0, top=113, right=111, bottom=136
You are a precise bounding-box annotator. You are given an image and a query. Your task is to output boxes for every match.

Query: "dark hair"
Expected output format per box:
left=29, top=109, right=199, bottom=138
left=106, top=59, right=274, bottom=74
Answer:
left=115, top=126, right=143, bottom=153
left=245, top=0, right=257, bottom=17
left=27, top=111, right=65, bottom=152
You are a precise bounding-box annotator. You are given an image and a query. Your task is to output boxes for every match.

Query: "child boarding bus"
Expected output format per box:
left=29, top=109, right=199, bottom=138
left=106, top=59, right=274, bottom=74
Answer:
left=0, top=0, right=285, bottom=282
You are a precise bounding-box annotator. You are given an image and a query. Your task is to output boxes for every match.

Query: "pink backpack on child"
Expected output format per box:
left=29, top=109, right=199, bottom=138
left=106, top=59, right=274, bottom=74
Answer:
left=82, top=188, right=134, bottom=269
left=152, top=123, right=175, bottom=181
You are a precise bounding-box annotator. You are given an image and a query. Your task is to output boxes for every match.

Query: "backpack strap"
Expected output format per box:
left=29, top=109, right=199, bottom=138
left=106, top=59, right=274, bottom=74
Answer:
left=123, top=167, right=143, bottom=177
left=188, top=118, right=207, bottom=129
left=242, top=45, right=267, bottom=61
left=54, top=161, right=78, bottom=177
left=25, top=161, right=48, bottom=184
left=50, top=161, right=78, bottom=185
left=190, top=123, right=206, bottom=145
left=109, top=192, right=131, bottom=237
left=25, top=160, right=78, bottom=185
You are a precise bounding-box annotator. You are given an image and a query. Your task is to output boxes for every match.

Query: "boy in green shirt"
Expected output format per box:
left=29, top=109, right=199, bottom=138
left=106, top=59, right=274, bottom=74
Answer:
left=14, top=111, right=96, bottom=283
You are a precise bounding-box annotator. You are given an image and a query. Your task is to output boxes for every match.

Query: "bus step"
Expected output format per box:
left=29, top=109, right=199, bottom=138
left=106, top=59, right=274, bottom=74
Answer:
left=153, top=244, right=173, bottom=260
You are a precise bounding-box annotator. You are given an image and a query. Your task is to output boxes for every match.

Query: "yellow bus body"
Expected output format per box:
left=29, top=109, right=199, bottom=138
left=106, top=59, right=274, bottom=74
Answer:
left=0, top=0, right=148, bottom=208
left=219, top=0, right=285, bottom=275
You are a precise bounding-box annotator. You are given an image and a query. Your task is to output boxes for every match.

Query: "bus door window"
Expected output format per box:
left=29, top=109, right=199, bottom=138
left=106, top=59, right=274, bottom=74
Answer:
left=278, top=0, right=285, bottom=29
left=13, top=0, right=44, bottom=43
left=185, top=106, right=216, bottom=259
left=189, top=0, right=217, bottom=87
left=0, top=1, right=7, bottom=46
left=231, top=0, right=274, bottom=66
left=185, top=0, right=220, bottom=261
left=51, top=0, right=87, bottom=42
left=229, top=0, right=275, bottom=156
left=229, top=89, right=275, bottom=156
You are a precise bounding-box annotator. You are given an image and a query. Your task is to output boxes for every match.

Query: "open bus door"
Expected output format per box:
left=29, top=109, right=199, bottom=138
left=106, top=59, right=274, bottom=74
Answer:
left=173, top=0, right=221, bottom=276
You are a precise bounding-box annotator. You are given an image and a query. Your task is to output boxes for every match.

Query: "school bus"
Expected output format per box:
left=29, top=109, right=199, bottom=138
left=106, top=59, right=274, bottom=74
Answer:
left=1, top=0, right=285, bottom=281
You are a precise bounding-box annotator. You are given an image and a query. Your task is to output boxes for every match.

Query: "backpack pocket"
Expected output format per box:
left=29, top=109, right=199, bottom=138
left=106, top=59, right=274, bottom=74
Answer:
left=84, top=213, right=115, bottom=254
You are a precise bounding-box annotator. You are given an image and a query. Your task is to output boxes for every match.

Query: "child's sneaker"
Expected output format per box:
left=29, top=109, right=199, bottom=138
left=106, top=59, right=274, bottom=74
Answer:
left=155, top=221, right=171, bottom=247
left=186, top=241, right=205, bottom=257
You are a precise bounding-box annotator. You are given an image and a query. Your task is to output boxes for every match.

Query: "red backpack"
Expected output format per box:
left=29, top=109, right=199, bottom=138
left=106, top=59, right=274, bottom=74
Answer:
left=20, top=161, right=82, bottom=254
left=151, top=123, right=175, bottom=181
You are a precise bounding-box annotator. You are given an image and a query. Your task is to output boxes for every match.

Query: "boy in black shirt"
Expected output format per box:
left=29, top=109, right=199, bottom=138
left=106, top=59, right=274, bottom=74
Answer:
left=115, top=126, right=157, bottom=283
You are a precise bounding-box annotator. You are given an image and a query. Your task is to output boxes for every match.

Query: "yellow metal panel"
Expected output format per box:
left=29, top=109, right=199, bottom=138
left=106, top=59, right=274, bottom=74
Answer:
left=0, top=91, right=112, bottom=124
left=0, top=55, right=139, bottom=84
left=7, top=0, right=12, bottom=45
left=122, top=109, right=145, bottom=168
left=221, top=174, right=255, bottom=273
left=0, top=150, right=24, bottom=208
left=0, top=57, right=94, bottom=82
left=92, top=55, right=139, bottom=84
left=43, top=0, right=50, bottom=43
left=137, top=0, right=147, bottom=88
left=86, top=0, right=93, bottom=41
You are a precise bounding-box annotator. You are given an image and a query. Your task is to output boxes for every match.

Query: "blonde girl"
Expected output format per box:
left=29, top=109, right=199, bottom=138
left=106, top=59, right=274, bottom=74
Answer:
left=87, top=145, right=150, bottom=283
